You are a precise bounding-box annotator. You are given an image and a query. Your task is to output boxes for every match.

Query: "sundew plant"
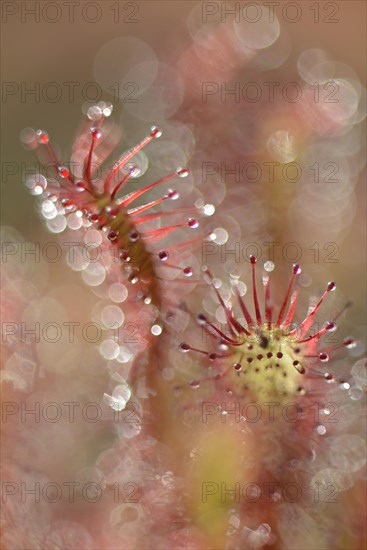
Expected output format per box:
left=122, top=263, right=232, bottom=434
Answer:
left=1, top=2, right=366, bottom=549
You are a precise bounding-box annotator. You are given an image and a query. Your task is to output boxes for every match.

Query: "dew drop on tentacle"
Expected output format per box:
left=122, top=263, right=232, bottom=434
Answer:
left=120, top=250, right=131, bottom=263
left=61, top=199, right=74, bottom=209
left=187, top=218, right=199, bottom=228
left=90, top=127, right=102, bottom=140
left=197, top=313, right=207, bottom=325
left=58, top=166, right=70, bottom=179
left=150, top=126, right=162, bottom=138
left=179, top=343, right=191, bottom=352
left=158, top=251, right=169, bottom=261
left=183, top=267, right=193, bottom=277
left=168, top=189, right=179, bottom=200
left=176, top=167, right=189, bottom=178
left=345, top=338, right=356, bottom=349
left=108, top=230, right=118, bottom=242
left=129, top=231, right=140, bottom=242
left=36, top=130, right=49, bottom=144
left=76, top=181, right=87, bottom=192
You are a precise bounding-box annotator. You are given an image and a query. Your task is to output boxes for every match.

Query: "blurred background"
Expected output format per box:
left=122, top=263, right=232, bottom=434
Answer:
left=1, top=1, right=366, bottom=549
